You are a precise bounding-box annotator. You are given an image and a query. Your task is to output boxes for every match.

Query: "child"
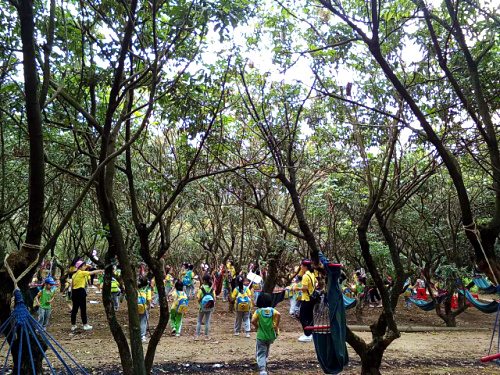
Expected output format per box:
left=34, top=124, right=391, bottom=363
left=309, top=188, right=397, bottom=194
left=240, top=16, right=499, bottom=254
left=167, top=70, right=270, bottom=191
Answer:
left=151, top=277, right=158, bottom=308
left=183, top=264, right=196, bottom=300
left=96, top=274, right=103, bottom=294
left=292, top=275, right=303, bottom=318
left=403, top=281, right=413, bottom=310
left=170, top=280, right=189, bottom=337
left=253, top=270, right=263, bottom=304
left=289, top=277, right=298, bottom=316
left=35, top=277, right=57, bottom=328
left=64, top=278, right=72, bottom=312
left=231, top=276, right=253, bottom=338
left=195, top=274, right=215, bottom=341
left=222, top=267, right=230, bottom=302
left=111, top=277, right=120, bottom=311
left=165, top=268, right=173, bottom=300
left=138, top=277, right=152, bottom=342
left=251, top=293, right=281, bottom=375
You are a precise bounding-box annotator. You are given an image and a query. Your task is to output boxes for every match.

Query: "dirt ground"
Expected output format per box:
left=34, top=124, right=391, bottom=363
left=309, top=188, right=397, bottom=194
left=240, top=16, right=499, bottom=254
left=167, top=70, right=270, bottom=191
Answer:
left=24, top=287, right=500, bottom=374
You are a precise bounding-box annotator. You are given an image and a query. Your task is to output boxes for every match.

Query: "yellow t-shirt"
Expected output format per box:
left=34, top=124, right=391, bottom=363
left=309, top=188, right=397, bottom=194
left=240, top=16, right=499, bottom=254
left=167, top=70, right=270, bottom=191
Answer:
left=301, top=271, right=316, bottom=302
left=227, top=265, right=236, bottom=278
left=72, top=270, right=90, bottom=290
left=232, top=286, right=252, bottom=309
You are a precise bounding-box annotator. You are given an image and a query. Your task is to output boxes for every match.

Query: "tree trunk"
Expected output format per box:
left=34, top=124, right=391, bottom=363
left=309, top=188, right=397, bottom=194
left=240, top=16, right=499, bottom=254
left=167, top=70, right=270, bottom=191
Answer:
left=101, top=250, right=134, bottom=375
left=355, top=295, right=363, bottom=323
left=1, top=0, right=47, bottom=371
left=12, top=333, right=45, bottom=374
left=136, top=228, right=170, bottom=374
left=360, top=351, right=383, bottom=375
left=263, top=255, right=278, bottom=293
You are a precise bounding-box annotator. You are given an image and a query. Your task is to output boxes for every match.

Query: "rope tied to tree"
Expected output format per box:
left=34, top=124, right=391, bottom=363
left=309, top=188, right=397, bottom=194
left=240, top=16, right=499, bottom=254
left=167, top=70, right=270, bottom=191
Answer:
left=4, top=246, right=40, bottom=310
left=463, top=222, right=500, bottom=287
left=21, top=243, right=41, bottom=251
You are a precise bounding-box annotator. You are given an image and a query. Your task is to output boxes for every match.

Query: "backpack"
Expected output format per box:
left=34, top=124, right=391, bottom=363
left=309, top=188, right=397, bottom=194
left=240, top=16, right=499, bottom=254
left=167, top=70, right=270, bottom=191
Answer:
left=175, top=291, right=189, bottom=314
left=235, top=287, right=250, bottom=312
left=183, top=271, right=193, bottom=286
left=305, top=273, right=321, bottom=304
left=200, top=286, right=215, bottom=312
left=138, top=289, right=148, bottom=315
left=256, top=308, right=277, bottom=342
left=111, top=279, right=120, bottom=293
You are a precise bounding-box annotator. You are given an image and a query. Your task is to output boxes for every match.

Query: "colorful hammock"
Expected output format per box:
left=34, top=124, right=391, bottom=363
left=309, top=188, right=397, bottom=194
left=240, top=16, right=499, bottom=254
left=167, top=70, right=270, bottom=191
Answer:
left=409, top=294, right=447, bottom=311
left=343, top=295, right=357, bottom=310
left=473, top=276, right=497, bottom=294
left=458, top=289, right=499, bottom=314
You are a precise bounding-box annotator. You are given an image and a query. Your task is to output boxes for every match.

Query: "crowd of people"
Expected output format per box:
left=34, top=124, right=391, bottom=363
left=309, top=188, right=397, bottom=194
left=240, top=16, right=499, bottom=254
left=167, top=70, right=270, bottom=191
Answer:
left=38, top=258, right=323, bottom=375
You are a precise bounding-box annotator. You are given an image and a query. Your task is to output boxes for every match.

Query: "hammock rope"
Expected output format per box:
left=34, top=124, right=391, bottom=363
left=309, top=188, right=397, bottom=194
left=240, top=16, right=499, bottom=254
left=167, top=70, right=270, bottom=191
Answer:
left=1, top=249, right=88, bottom=374
left=463, top=223, right=499, bottom=286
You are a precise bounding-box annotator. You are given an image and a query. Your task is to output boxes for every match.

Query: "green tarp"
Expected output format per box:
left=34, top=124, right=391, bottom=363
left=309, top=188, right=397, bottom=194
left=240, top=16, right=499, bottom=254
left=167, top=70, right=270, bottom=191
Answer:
left=313, top=253, right=348, bottom=374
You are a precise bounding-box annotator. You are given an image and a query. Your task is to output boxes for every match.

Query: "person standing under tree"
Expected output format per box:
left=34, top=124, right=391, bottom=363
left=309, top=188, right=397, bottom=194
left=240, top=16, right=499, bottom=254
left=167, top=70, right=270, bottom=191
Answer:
left=195, top=274, right=215, bottom=341
left=35, top=277, right=57, bottom=328
left=298, top=259, right=316, bottom=342
left=232, top=276, right=253, bottom=338
left=71, top=261, right=103, bottom=331
left=251, top=293, right=281, bottom=375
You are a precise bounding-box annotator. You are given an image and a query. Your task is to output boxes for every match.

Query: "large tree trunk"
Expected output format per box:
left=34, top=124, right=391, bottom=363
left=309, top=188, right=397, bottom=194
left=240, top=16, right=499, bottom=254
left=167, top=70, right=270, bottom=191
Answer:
left=101, top=249, right=134, bottom=375
left=136, top=228, right=170, bottom=374
left=1, top=0, right=47, bottom=372
left=346, top=318, right=399, bottom=375
left=263, top=254, right=279, bottom=293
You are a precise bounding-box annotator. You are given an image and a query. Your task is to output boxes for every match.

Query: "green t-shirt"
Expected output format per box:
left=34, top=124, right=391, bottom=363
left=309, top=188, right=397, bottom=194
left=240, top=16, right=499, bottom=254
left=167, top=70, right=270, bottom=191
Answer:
left=39, top=288, right=54, bottom=309
left=253, top=308, right=278, bottom=342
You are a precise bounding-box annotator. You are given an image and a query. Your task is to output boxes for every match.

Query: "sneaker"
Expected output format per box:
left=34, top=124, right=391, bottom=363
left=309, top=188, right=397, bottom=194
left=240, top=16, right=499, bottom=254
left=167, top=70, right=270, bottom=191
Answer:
left=260, top=371, right=268, bottom=375
left=71, top=325, right=78, bottom=331
left=194, top=335, right=200, bottom=341
left=83, top=324, right=93, bottom=331
left=203, top=335, right=210, bottom=341
left=175, top=333, right=180, bottom=337
left=234, top=332, right=240, bottom=336
left=171, top=329, right=176, bottom=335
left=245, top=332, right=250, bottom=338
left=298, top=334, right=313, bottom=342
left=95, top=291, right=101, bottom=294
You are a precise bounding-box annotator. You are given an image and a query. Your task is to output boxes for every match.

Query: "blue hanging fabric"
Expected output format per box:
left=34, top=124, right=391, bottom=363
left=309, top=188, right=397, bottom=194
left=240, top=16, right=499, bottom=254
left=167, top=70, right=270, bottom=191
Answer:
left=1, top=252, right=88, bottom=375
left=473, top=277, right=497, bottom=294
left=409, top=294, right=447, bottom=312
left=458, top=289, right=499, bottom=314
left=343, top=295, right=357, bottom=310
left=0, top=290, right=88, bottom=375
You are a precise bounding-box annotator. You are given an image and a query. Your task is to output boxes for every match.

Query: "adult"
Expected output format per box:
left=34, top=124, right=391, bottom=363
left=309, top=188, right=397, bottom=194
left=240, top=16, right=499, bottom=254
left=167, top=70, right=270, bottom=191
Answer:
left=298, top=259, right=316, bottom=342
left=71, top=261, right=102, bottom=331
